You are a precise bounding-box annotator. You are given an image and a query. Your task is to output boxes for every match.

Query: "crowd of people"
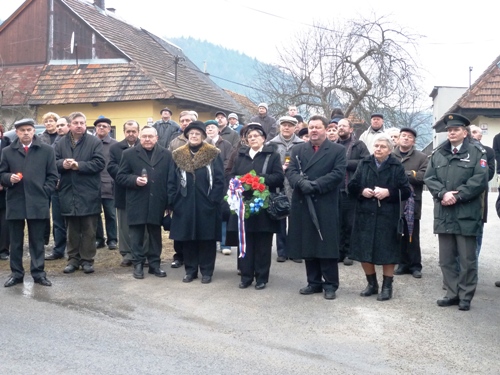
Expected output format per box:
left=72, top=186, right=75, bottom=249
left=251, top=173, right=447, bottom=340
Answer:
left=0, top=104, right=497, bottom=310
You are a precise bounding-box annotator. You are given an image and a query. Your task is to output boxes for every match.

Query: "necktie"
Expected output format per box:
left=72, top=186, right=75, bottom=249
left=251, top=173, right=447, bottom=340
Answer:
left=453, top=147, right=458, bottom=154
left=24, top=146, right=29, bottom=154
left=313, top=145, right=319, bottom=152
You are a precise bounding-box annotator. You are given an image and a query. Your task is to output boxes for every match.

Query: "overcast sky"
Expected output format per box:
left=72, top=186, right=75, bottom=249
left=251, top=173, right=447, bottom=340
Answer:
left=2, top=0, right=499, bottom=103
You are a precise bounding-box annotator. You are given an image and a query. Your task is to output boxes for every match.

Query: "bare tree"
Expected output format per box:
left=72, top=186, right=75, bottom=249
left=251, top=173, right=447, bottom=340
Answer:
left=255, top=15, right=424, bottom=121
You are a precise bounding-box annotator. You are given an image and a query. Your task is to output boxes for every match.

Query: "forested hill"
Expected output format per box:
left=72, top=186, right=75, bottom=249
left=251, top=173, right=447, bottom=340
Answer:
left=169, top=37, right=264, bottom=99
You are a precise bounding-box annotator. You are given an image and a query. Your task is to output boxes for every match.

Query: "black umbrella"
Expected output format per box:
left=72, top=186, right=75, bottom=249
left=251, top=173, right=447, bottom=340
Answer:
left=295, top=155, right=324, bottom=241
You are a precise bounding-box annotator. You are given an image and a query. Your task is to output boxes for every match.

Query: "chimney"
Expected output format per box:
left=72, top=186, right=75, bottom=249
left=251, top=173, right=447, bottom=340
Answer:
left=94, top=0, right=105, bottom=9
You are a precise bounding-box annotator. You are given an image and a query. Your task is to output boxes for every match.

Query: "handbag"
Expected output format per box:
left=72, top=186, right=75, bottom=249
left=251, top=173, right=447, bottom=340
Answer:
left=262, top=154, right=291, bottom=220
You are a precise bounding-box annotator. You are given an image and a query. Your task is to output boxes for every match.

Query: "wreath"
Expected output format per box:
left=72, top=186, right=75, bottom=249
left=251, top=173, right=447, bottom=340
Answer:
left=226, top=170, right=270, bottom=219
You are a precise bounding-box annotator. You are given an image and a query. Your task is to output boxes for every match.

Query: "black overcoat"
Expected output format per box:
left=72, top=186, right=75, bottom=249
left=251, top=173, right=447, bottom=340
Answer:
left=286, top=139, right=346, bottom=259
left=0, top=136, right=58, bottom=220
left=116, top=144, right=173, bottom=226
left=168, top=143, right=225, bottom=241
left=348, top=154, right=411, bottom=265
left=54, top=132, right=105, bottom=217
left=0, top=136, right=12, bottom=211
left=107, top=139, right=140, bottom=209
left=226, top=144, right=284, bottom=244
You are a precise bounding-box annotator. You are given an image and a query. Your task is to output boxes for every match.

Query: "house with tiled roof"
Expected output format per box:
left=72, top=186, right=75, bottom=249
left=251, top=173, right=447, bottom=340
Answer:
left=0, top=0, right=244, bottom=137
left=429, top=55, right=500, bottom=152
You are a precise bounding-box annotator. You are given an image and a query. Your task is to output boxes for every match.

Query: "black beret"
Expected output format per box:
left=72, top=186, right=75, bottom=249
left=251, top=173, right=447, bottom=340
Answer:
left=400, top=127, right=417, bottom=138
left=93, top=117, right=112, bottom=126
left=443, top=113, right=470, bottom=128
left=298, top=127, right=308, bottom=138
left=14, top=118, right=35, bottom=128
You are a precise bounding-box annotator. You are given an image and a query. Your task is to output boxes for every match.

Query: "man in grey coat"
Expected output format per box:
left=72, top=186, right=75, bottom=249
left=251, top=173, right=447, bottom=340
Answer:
left=0, top=119, right=58, bottom=287
left=54, top=112, right=105, bottom=275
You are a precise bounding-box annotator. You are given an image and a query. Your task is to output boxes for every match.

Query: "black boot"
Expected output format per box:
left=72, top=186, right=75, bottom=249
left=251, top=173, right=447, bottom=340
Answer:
left=360, top=273, right=378, bottom=297
left=133, top=263, right=144, bottom=279
left=377, top=275, right=393, bottom=301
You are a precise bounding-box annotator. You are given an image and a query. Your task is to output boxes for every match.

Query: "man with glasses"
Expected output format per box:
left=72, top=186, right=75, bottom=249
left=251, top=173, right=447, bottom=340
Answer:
left=54, top=112, right=105, bottom=275
left=393, top=128, right=428, bottom=279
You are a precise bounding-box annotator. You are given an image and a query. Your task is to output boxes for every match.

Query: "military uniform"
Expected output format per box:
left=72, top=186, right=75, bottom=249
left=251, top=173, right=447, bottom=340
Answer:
left=424, top=113, right=487, bottom=310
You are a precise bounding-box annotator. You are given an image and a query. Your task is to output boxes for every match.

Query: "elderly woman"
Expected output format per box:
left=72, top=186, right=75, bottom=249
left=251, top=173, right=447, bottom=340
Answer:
left=348, top=133, right=411, bottom=301
left=168, top=121, right=225, bottom=284
left=227, top=123, right=284, bottom=290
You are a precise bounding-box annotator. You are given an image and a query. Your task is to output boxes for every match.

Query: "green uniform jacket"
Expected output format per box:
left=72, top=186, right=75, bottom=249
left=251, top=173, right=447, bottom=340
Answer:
left=424, top=138, right=487, bottom=236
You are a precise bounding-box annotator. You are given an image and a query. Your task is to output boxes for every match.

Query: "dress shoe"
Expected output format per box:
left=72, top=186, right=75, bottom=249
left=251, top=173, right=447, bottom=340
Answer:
left=299, top=285, right=323, bottom=295
left=108, top=241, right=118, bottom=250
left=276, top=256, right=286, bottom=263
left=0, top=253, right=9, bottom=261
left=4, top=276, right=23, bottom=287
left=148, top=267, right=166, bottom=277
left=201, top=276, right=212, bottom=284
left=495, top=281, right=500, bottom=287
left=437, top=296, right=460, bottom=307
left=63, top=264, right=78, bottom=274
left=120, top=259, right=132, bottom=267
left=458, top=300, right=471, bottom=311
left=171, top=259, right=183, bottom=268
left=133, top=264, right=144, bottom=279
left=343, top=257, right=353, bottom=266
left=290, top=258, right=303, bottom=263
left=238, top=281, right=251, bottom=289
left=324, top=289, right=336, bottom=300
left=255, top=282, right=266, bottom=290
left=82, top=264, right=95, bottom=274
left=183, top=274, right=198, bottom=283
left=95, top=241, right=106, bottom=249
left=45, top=253, right=64, bottom=260
left=34, top=276, right=52, bottom=286
left=394, top=267, right=409, bottom=275
left=412, top=270, right=422, bottom=279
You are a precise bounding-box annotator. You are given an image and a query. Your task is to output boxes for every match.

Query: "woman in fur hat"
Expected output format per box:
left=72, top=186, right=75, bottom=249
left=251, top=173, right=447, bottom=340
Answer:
left=168, top=121, right=225, bottom=284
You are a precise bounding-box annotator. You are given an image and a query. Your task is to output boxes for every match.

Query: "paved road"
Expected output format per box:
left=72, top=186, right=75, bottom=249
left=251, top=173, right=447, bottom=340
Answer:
left=1, top=192, right=499, bottom=374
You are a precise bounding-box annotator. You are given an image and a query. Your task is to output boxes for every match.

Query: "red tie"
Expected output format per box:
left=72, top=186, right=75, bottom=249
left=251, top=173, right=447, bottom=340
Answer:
left=313, top=145, right=319, bottom=152
left=24, top=146, right=29, bottom=154
left=453, top=147, right=458, bottom=154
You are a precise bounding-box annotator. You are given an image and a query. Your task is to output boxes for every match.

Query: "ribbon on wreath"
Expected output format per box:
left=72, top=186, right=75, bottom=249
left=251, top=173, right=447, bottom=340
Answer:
left=227, top=178, right=246, bottom=258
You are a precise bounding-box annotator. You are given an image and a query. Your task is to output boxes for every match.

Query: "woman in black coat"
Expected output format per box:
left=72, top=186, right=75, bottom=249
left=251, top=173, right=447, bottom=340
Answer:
left=227, top=123, right=284, bottom=290
left=168, top=121, right=225, bottom=284
left=348, top=134, right=411, bottom=301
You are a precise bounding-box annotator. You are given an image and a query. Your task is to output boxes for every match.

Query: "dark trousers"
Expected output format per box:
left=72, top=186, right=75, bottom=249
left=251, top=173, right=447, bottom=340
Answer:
left=183, top=240, right=217, bottom=277
left=339, top=191, right=355, bottom=260
left=96, top=198, right=117, bottom=244
left=305, top=258, right=339, bottom=291
left=44, top=218, right=51, bottom=245
left=173, top=240, right=184, bottom=262
left=399, top=219, right=422, bottom=272
left=0, top=208, right=10, bottom=255
left=51, top=192, right=67, bottom=257
left=66, top=215, right=98, bottom=267
left=8, top=219, right=46, bottom=279
left=276, top=218, right=287, bottom=257
left=239, top=232, right=273, bottom=285
left=129, top=224, right=162, bottom=268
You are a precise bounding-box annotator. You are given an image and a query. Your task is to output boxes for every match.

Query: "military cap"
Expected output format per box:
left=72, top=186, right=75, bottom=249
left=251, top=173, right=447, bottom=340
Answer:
left=14, top=118, right=35, bottom=128
left=444, top=113, right=470, bottom=129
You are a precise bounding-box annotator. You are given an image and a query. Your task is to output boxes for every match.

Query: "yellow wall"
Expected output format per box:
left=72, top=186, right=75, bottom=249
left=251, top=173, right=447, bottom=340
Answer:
left=36, top=101, right=221, bottom=139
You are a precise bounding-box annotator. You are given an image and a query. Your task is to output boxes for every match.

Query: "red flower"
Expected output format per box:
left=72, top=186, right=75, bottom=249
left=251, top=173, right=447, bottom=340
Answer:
left=257, top=184, right=265, bottom=192
left=252, top=182, right=259, bottom=190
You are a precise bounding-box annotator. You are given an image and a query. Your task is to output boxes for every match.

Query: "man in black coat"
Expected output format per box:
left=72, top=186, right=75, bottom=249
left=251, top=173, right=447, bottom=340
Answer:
left=286, top=115, right=347, bottom=300
left=0, top=124, right=11, bottom=261
left=54, top=112, right=105, bottom=275
left=107, top=120, right=141, bottom=267
left=0, top=119, right=58, bottom=287
left=116, top=126, right=174, bottom=279
left=336, top=118, right=369, bottom=266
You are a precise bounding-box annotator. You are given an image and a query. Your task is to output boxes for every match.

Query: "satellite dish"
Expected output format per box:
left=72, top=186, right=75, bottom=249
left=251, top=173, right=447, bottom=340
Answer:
left=70, top=32, right=75, bottom=54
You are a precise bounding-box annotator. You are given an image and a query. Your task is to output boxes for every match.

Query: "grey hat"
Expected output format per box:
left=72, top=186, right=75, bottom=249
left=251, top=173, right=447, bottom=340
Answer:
left=258, top=103, right=268, bottom=111
left=279, top=116, right=298, bottom=126
left=228, top=113, right=238, bottom=120
left=14, top=118, right=35, bottom=128
left=371, top=113, right=384, bottom=119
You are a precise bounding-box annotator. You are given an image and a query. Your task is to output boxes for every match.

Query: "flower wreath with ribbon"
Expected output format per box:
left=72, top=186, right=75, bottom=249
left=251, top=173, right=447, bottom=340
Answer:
left=225, top=170, right=270, bottom=258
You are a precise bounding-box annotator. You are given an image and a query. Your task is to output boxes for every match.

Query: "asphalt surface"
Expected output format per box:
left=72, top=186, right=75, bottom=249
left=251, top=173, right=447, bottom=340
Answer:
left=1, top=191, right=499, bottom=374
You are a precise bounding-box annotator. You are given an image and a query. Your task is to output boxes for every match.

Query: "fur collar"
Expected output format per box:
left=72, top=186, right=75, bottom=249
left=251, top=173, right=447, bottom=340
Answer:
left=172, top=142, right=220, bottom=173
